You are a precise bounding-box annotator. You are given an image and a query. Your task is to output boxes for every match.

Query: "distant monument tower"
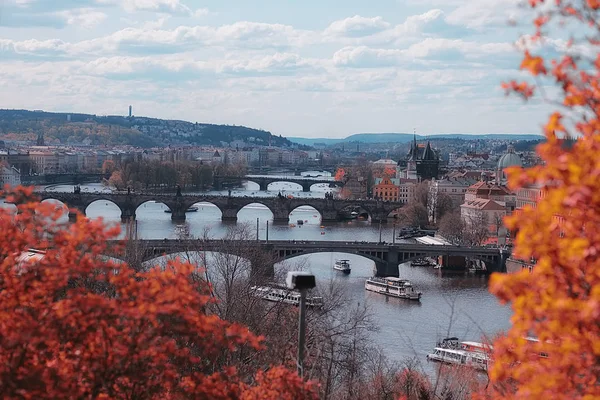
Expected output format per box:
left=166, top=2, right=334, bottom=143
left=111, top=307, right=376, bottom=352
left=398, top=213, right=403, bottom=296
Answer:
left=128, top=105, right=132, bottom=118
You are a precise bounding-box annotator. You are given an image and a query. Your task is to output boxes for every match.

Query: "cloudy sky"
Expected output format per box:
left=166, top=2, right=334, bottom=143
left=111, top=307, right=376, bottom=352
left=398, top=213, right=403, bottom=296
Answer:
left=0, top=0, right=553, bottom=138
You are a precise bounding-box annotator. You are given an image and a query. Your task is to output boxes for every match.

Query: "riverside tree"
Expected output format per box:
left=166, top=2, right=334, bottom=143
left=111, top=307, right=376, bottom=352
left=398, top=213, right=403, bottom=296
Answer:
left=0, top=187, right=317, bottom=399
left=483, top=1, right=600, bottom=399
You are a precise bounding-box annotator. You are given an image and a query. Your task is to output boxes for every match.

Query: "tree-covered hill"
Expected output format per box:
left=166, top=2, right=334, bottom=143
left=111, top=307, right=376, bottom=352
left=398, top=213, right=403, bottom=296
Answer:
left=0, top=109, right=294, bottom=148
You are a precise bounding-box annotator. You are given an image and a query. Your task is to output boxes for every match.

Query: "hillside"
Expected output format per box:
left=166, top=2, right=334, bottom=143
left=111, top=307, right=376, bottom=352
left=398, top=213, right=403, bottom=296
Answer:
left=0, top=109, right=295, bottom=148
left=289, top=133, right=545, bottom=146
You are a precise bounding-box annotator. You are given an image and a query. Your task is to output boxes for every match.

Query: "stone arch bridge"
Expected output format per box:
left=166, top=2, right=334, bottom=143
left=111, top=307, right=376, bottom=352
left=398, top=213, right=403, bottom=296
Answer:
left=214, top=175, right=344, bottom=192
left=34, top=192, right=406, bottom=223
left=107, top=239, right=508, bottom=277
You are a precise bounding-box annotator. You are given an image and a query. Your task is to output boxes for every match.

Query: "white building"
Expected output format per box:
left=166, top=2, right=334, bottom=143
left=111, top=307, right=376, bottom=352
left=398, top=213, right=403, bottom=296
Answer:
left=1, top=166, right=21, bottom=186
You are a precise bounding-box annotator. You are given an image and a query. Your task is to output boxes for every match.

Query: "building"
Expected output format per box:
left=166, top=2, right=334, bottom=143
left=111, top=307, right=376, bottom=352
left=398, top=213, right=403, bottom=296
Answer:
left=464, top=181, right=515, bottom=206
left=460, top=198, right=508, bottom=239
left=341, top=174, right=368, bottom=199
left=399, top=135, right=440, bottom=181
left=372, top=158, right=398, bottom=178
left=496, top=145, right=522, bottom=185
left=0, top=166, right=21, bottom=186
left=373, top=176, right=400, bottom=201
left=429, top=177, right=478, bottom=207
left=516, top=183, right=545, bottom=209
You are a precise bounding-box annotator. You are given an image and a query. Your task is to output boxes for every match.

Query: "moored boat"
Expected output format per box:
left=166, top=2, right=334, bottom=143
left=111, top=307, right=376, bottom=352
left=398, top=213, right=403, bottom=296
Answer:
left=250, top=284, right=323, bottom=308
left=333, top=259, right=351, bottom=274
left=364, top=277, right=422, bottom=301
left=411, top=257, right=436, bottom=267
left=164, top=206, right=198, bottom=214
left=427, top=337, right=492, bottom=371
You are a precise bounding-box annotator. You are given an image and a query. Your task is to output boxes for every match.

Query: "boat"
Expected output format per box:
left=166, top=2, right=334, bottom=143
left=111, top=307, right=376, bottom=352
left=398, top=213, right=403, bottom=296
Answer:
left=411, top=257, right=436, bottom=267
left=164, top=206, right=198, bottom=214
left=426, top=337, right=492, bottom=371
left=333, top=259, right=351, bottom=274
left=297, top=219, right=304, bottom=225
left=250, top=284, right=323, bottom=308
left=364, top=277, right=422, bottom=301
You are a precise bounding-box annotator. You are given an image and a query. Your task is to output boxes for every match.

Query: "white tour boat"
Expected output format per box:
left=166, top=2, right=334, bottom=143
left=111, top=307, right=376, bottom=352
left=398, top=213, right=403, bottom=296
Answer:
left=250, top=284, right=323, bottom=308
left=333, top=259, right=351, bottom=274
left=427, top=337, right=492, bottom=371
left=364, top=277, right=422, bottom=301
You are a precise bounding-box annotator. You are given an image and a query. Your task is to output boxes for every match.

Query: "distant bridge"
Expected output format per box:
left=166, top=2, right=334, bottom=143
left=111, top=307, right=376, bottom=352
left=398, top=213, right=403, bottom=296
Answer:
left=108, top=239, right=508, bottom=277
left=34, top=191, right=406, bottom=223
left=213, top=174, right=343, bottom=192
left=21, top=173, right=105, bottom=185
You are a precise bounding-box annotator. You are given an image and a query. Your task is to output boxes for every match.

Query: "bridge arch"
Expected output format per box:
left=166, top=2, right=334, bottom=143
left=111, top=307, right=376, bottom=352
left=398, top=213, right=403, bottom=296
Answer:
left=237, top=202, right=275, bottom=222
left=85, top=199, right=122, bottom=220
left=338, top=203, right=372, bottom=221
left=267, top=181, right=302, bottom=192
left=289, top=204, right=321, bottom=224
left=184, top=201, right=224, bottom=220
left=38, top=198, right=69, bottom=217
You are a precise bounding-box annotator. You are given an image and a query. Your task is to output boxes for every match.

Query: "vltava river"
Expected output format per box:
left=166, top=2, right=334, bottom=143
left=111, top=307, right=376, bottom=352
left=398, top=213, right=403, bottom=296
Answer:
left=24, top=173, right=512, bottom=374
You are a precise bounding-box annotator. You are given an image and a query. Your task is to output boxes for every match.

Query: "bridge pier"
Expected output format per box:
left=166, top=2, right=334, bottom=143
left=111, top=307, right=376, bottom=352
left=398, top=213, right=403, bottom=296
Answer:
left=374, top=261, right=400, bottom=277
left=221, top=207, right=238, bottom=222
left=121, top=211, right=136, bottom=223
left=170, top=210, right=186, bottom=222
left=259, top=181, right=269, bottom=191
left=68, top=211, right=78, bottom=223
left=321, top=209, right=339, bottom=223
left=301, top=182, right=312, bottom=192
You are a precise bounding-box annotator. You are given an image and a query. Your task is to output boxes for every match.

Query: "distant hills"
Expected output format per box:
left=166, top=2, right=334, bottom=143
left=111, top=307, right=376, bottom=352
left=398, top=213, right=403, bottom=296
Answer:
left=0, top=109, right=295, bottom=148
left=289, top=133, right=545, bottom=146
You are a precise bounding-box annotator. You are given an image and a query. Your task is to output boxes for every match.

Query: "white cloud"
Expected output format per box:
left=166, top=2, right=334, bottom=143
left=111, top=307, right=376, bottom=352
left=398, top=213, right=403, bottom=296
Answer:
left=445, top=0, right=521, bottom=29
left=57, top=8, right=107, bottom=28
left=193, top=8, right=209, bottom=18
left=325, top=15, right=391, bottom=37
left=97, top=0, right=193, bottom=15
left=333, top=46, right=403, bottom=68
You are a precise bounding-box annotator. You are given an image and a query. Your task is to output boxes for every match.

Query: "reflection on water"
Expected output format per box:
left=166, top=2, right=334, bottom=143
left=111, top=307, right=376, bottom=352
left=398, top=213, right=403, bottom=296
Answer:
left=2, top=177, right=511, bottom=373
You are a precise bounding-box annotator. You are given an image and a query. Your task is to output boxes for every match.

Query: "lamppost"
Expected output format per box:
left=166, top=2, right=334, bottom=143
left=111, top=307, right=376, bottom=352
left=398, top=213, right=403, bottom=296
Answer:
left=286, top=271, right=316, bottom=378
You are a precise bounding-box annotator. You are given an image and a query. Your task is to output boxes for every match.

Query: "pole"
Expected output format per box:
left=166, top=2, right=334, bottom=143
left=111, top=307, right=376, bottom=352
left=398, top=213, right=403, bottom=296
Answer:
left=266, top=220, right=269, bottom=243
left=256, top=218, right=259, bottom=241
left=379, top=220, right=382, bottom=243
left=393, top=223, right=396, bottom=245
left=297, top=289, right=307, bottom=378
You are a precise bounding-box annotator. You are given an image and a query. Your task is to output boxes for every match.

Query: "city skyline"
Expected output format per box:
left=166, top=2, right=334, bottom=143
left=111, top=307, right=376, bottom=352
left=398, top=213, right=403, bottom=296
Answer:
left=1, top=0, right=554, bottom=138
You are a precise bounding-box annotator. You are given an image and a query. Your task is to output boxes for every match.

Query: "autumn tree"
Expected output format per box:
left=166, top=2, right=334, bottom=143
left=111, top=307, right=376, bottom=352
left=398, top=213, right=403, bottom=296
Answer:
left=0, top=187, right=317, bottom=399
left=483, top=1, right=600, bottom=399
left=102, top=159, right=116, bottom=176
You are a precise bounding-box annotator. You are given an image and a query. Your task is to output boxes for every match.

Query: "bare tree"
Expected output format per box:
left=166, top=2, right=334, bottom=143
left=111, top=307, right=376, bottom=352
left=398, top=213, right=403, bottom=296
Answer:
left=438, top=211, right=466, bottom=245
left=435, top=192, right=455, bottom=224
left=464, top=211, right=490, bottom=246
left=398, top=202, right=429, bottom=228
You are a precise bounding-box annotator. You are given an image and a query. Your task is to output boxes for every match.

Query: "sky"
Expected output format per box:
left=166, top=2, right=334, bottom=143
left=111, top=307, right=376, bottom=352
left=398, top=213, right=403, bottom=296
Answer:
left=0, top=0, right=558, bottom=138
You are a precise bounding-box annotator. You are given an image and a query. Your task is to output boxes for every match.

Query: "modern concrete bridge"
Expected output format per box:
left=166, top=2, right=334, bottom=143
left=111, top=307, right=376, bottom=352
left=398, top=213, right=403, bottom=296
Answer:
left=108, top=239, right=508, bottom=277
left=34, top=191, right=407, bottom=223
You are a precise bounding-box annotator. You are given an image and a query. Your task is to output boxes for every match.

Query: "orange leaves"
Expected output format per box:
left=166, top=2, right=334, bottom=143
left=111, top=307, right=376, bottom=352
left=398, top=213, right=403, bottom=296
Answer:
left=588, top=0, right=600, bottom=9
left=545, top=112, right=566, bottom=134
left=520, top=51, right=547, bottom=75
left=488, top=1, right=600, bottom=398
left=501, top=81, right=535, bottom=99
left=0, top=187, right=313, bottom=399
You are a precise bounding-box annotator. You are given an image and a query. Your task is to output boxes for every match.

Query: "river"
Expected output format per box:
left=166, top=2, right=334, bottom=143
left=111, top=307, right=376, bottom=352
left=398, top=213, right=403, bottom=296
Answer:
left=20, top=172, right=513, bottom=375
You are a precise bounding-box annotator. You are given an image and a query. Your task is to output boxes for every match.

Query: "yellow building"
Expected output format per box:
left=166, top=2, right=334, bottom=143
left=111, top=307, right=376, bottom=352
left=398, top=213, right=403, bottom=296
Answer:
left=374, top=176, right=400, bottom=202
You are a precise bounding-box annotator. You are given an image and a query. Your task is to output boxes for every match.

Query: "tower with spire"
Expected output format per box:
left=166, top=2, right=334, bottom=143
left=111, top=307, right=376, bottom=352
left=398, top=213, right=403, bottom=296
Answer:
left=398, top=128, right=440, bottom=181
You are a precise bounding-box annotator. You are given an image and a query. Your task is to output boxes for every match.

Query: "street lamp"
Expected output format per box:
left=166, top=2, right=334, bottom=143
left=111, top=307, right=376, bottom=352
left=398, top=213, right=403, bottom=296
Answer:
left=286, top=271, right=316, bottom=378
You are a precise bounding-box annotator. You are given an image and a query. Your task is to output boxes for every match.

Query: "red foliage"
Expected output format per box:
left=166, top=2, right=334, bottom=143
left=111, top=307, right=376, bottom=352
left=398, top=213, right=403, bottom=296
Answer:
left=0, top=187, right=317, bottom=399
